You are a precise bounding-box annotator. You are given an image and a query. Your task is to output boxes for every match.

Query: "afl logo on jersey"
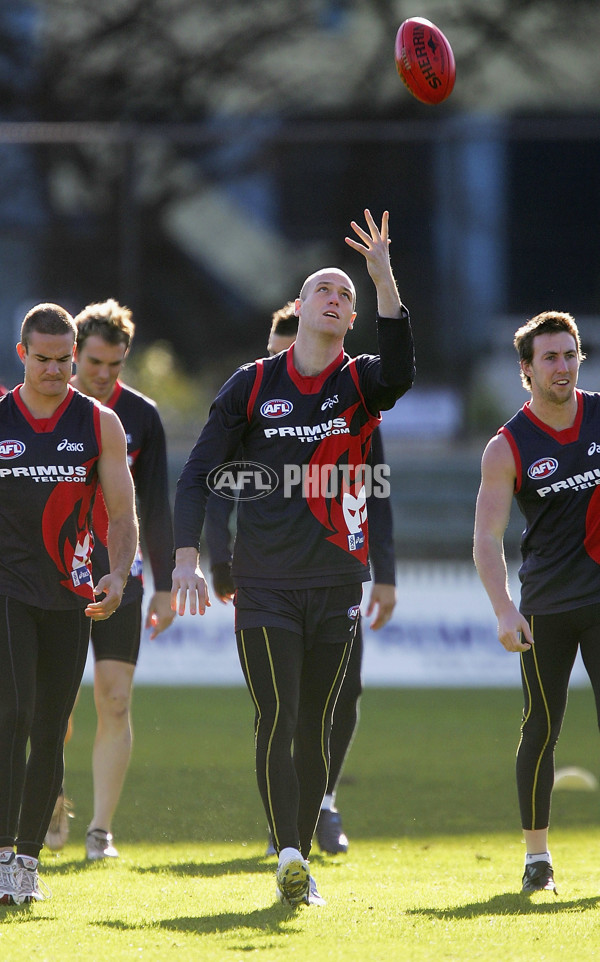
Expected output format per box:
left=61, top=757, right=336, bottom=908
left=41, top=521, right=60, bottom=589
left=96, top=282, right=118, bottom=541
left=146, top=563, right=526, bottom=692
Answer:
left=260, top=399, right=293, bottom=418
left=527, top=457, right=559, bottom=480
left=0, top=439, right=25, bottom=459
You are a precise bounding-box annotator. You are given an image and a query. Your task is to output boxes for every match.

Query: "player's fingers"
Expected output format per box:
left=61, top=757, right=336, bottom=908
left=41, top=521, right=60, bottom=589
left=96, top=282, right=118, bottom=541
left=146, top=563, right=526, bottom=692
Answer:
left=363, top=208, right=376, bottom=231
left=182, top=586, right=195, bottom=616
left=521, top=624, right=534, bottom=645
left=85, top=601, right=116, bottom=621
left=149, top=610, right=176, bottom=638
left=196, top=586, right=210, bottom=615
left=375, top=609, right=394, bottom=630
left=348, top=220, right=370, bottom=243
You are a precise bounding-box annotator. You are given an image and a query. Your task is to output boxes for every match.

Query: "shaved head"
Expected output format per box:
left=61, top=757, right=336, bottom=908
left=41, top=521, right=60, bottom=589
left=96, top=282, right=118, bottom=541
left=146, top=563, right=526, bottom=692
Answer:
left=299, top=268, right=356, bottom=308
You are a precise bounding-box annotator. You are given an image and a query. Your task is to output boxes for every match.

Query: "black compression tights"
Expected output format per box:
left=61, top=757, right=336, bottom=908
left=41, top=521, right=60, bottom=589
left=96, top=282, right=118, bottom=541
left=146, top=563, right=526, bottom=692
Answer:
left=236, top=626, right=352, bottom=859
left=327, top=623, right=362, bottom=795
left=517, top=604, right=600, bottom=830
left=0, top=597, right=90, bottom=857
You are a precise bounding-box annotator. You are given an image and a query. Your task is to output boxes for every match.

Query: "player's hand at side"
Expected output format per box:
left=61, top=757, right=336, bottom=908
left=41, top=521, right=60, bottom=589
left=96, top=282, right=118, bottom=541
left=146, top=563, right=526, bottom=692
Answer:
left=211, top=561, right=235, bottom=604
left=145, top=590, right=176, bottom=639
left=85, top=573, right=126, bottom=621
left=365, top=583, right=396, bottom=631
left=171, top=547, right=210, bottom=616
left=497, top=603, right=534, bottom=652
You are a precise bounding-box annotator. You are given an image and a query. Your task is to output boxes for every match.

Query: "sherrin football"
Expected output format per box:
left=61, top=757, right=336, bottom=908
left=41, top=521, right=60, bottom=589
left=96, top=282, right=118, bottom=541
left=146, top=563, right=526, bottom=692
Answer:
left=395, top=17, right=456, bottom=105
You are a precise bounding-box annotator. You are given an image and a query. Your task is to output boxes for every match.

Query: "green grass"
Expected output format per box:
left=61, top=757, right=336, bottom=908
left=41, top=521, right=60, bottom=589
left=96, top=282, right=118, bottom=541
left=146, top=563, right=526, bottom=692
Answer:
left=2, top=686, right=600, bottom=960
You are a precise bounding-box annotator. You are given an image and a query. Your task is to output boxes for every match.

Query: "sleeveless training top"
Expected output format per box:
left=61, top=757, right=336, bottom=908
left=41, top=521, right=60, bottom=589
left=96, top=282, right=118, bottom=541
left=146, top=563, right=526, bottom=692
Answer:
left=500, top=390, right=600, bottom=614
left=0, top=385, right=101, bottom=609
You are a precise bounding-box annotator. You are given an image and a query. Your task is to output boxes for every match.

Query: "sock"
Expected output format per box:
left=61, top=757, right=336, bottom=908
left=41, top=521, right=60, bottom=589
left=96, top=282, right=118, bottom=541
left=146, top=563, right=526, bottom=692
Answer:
left=525, top=850, right=551, bottom=865
left=321, top=794, right=336, bottom=812
left=278, top=846, right=303, bottom=865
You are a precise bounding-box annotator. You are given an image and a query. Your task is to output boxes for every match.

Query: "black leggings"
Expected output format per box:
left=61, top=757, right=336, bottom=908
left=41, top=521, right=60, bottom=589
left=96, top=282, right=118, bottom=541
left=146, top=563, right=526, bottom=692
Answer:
left=327, top=621, right=362, bottom=795
left=237, top=626, right=353, bottom=859
left=0, top=596, right=90, bottom=857
left=518, top=603, right=600, bottom=830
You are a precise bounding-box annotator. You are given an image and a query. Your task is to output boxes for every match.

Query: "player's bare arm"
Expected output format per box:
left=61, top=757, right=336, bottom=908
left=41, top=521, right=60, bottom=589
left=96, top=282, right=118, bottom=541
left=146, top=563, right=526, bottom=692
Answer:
left=171, top=546, right=210, bottom=616
left=473, top=433, right=533, bottom=652
left=345, top=209, right=403, bottom=319
left=87, top=407, right=138, bottom=621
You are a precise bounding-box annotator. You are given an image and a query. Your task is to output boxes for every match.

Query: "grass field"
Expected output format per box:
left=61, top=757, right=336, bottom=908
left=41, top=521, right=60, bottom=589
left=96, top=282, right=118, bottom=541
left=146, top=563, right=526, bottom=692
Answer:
left=2, top=686, right=600, bottom=961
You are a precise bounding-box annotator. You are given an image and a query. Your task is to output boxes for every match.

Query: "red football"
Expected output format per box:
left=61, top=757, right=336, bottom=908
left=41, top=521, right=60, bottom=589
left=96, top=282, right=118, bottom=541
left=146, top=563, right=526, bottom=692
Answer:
left=395, top=17, right=456, bottom=105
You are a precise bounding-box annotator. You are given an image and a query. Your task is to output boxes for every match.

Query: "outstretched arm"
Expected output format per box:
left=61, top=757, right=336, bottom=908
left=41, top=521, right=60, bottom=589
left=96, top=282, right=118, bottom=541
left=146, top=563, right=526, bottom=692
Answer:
left=346, top=209, right=415, bottom=410
left=345, top=209, right=403, bottom=319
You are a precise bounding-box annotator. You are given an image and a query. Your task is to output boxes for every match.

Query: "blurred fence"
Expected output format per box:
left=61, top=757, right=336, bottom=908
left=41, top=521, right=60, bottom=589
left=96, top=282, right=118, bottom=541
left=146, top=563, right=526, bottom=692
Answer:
left=90, top=561, right=588, bottom=688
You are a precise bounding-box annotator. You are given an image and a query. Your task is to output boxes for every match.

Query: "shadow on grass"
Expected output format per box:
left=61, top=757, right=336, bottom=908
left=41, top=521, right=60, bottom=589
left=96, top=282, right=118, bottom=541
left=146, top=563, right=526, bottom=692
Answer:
left=93, top=906, right=303, bottom=935
left=41, top=859, right=90, bottom=876
left=42, top=852, right=328, bottom=880
left=132, top=854, right=278, bottom=878
left=408, top=892, right=600, bottom=919
left=131, top=851, right=332, bottom=880
left=0, top=903, right=46, bottom=921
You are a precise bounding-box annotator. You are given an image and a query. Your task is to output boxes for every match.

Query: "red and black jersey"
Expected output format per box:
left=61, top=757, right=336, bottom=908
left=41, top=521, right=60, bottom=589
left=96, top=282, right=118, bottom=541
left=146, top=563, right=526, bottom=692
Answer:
left=501, top=389, right=600, bottom=613
left=88, top=381, right=174, bottom=605
left=176, top=313, right=414, bottom=588
left=204, top=424, right=396, bottom=585
left=0, top=384, right=101, bottom=609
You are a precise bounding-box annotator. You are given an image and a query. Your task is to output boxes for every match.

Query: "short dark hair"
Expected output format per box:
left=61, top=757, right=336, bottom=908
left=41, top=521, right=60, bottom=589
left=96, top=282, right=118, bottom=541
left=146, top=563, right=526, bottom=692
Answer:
left=514, top=311, right=585, bottom=389
left=75, top=299, right=135, bottom=351
left=269, top=301, right=298, bottom=338
left=20, top=303, right=77, bottom=349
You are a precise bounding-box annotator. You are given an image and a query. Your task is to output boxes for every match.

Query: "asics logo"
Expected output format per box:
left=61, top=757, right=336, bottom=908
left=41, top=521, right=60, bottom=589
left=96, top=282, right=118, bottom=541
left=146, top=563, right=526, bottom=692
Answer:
left=57, top=439, right=84, bottom=452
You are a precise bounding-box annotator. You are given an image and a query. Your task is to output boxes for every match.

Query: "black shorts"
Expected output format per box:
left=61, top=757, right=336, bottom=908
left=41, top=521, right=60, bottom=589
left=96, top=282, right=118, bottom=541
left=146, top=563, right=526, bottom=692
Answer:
left=90, top=598, right=142, bottom=665
left=234, top=583, right=363, bottom=648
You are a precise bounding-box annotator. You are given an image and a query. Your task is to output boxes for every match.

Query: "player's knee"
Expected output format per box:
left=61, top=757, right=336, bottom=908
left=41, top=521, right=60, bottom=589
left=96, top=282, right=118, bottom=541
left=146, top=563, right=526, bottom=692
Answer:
left=521, top=716, right=561, bottom=750
left=96, top=687, right=132, bottom=721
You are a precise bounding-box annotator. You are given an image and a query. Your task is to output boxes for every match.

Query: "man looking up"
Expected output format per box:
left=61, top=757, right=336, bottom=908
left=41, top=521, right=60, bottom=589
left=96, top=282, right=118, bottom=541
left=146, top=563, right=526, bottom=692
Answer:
left=172, top=209, right=414, bottom=907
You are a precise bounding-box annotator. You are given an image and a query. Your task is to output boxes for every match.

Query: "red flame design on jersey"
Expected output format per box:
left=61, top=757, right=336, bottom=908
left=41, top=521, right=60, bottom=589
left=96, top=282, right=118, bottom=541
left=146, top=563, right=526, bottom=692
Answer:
left=305, top=401, right=378, bottom=565
left=41, top=459, right=98, bottom=600
left=585, top=486, right=600, bottom=565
